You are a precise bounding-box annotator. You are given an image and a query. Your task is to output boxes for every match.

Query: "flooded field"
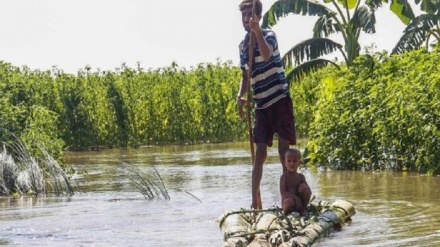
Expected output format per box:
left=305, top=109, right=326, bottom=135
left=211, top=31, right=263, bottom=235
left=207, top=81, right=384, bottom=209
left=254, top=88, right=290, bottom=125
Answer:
left=1, top=143, right=440, bottom=246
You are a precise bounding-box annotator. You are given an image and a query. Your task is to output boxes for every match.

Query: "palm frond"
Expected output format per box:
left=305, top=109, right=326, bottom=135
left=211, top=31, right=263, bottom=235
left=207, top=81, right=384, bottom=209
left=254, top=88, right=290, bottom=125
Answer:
left=367, top=0, right=414, bottom=23
left=416, top=0, right=440, bottom=14
left=313, top=15, right=337, bottom=37
left=283, top=38, right=344, bottom=68
left=286, top=59, right=341, bottom=82
left=365, top=0, right=383, bottom=10
left=337, top=0, right=357, bottom=9
left=390, top=0, right=415, bottom=24
left=426, top=29, right=440, bottom=49
left=262, top=0, right=334, bottom=28
left=351, top=5, right=376, bottom=34
left=391, top=14, right=438, bottom=54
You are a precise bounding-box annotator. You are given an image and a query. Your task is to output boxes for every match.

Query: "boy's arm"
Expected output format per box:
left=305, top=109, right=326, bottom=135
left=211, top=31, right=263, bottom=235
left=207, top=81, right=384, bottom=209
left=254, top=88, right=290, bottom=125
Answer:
left=280, top=174, right=287, bottom=200
left=301, top=174, right=309, bottom=186
left=249, top=15, right=273, bottom=61
left=236, top=69, right=248, bottom=120
left=237, top=69, right=248, bottom=99
left=298, top=174, right=310, bottom=193
left=254, top=28, right=273, bottom=61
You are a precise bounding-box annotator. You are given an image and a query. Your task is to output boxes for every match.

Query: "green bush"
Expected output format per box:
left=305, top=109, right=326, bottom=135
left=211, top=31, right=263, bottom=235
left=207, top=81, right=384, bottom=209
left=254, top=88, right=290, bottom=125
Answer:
left=306, top=49, right=440, bottom=174
left=1, top=49, right=439, bottom=175
left=0, top=60, right=245, bottom=153
left=0, top=62, right=64, bottom=158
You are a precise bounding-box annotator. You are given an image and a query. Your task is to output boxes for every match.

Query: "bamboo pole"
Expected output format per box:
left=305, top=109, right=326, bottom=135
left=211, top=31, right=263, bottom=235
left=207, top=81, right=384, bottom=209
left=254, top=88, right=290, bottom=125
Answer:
left=246, top=0, right=258, bottom=165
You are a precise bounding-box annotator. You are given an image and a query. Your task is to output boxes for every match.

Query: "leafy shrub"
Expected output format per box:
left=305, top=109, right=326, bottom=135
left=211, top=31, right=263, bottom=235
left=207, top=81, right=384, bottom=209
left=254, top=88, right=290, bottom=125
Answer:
left=306, top=49, right=440, bottom=174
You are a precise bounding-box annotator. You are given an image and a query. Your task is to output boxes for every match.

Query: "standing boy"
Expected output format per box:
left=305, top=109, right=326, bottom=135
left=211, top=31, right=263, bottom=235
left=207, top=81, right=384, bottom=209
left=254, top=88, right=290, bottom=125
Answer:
left=236, top=0, right=297, bottom=209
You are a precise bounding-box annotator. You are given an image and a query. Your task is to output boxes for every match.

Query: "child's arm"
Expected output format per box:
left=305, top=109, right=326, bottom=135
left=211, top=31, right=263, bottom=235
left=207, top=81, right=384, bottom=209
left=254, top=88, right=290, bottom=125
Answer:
left=237, top=69, right=248, bottom=99
left=249, top=15, right=273, bottom=61
left=236, top=69, right=248, bottom=120
left=279, top=174, right=287, bottom=200
left=298, top=174, right=311, bottom=194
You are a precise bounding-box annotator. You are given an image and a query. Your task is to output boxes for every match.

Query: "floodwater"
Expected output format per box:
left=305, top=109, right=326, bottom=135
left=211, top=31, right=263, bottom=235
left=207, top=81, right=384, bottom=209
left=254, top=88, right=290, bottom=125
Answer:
left=1, top=142, right=440, bottom=247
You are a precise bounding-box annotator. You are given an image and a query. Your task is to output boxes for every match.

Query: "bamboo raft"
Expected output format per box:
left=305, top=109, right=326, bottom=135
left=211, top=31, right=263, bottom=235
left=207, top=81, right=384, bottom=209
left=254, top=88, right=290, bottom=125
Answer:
left=216, top=200, right=355, bottom=247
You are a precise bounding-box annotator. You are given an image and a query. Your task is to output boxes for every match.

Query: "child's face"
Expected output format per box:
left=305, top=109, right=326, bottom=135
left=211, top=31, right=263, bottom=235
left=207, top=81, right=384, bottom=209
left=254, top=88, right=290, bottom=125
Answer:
left=285, top=152, right=301, bottom=172
left=241, top=7, right=253, bottom=32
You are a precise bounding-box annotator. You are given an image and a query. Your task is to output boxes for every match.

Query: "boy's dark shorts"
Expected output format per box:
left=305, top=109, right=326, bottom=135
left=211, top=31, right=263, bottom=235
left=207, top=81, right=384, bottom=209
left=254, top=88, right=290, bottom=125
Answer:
left=253, top=96, right=296, bottom=147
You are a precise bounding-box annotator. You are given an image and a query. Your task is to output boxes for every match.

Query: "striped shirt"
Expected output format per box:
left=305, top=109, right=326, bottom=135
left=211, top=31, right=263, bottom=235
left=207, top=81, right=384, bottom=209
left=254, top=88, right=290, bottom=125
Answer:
left=239, top=29, right=289, bottom=109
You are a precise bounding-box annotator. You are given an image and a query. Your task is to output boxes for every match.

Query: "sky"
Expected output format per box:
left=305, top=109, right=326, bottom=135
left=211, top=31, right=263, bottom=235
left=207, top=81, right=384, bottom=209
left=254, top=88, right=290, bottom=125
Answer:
left=0, top=0, right=412, bottom=74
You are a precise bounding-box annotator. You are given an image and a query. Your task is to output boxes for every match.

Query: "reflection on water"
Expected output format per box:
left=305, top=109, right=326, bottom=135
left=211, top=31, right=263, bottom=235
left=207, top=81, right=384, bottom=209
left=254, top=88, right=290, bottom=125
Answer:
left=314, top=170, right=440, bottom=246
left=1, top=142, right=440, bottom=246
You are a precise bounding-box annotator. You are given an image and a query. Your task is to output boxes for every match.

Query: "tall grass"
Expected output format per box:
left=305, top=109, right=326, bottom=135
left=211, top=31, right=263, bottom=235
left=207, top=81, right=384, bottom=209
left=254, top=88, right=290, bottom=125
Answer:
left=0, top=140, right=75, bottom=196
left=124, top=163, right=169, bottom=200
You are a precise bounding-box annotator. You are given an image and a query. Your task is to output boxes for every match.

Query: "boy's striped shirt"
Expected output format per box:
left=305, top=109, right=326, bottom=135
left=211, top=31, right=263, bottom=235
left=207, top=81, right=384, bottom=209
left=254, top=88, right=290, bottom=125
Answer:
left=239, top=29, right=289, bottom=109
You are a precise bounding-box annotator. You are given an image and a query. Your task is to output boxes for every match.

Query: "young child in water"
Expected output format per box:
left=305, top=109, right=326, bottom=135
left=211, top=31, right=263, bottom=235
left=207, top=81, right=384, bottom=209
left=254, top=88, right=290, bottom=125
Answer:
left=279, top=148, right=312, bottom=216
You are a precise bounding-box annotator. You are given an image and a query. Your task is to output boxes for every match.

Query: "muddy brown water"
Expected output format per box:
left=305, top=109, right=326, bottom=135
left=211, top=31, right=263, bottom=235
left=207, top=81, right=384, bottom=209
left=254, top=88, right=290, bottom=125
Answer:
left=1, top=142, right=440, bottom=246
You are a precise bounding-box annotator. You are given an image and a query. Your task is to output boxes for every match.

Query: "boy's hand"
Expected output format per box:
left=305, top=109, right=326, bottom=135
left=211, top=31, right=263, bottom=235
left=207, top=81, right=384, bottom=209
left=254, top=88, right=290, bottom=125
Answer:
left=298, top=183, right=310, bottom=194
left=249, top=14, right=261, bottom=35
left=236, top=97, right=247, bottom=120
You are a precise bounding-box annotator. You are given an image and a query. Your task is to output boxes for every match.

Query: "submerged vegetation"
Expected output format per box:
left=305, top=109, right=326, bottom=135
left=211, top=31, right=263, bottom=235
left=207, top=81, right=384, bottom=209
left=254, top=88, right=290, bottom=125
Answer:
left=124, top=163, right=170, bottom=200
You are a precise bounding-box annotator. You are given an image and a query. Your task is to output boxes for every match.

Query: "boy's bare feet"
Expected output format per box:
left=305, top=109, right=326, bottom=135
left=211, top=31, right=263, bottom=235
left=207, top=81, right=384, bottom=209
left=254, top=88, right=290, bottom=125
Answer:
left=301, top=210, right=308, bottom=217
left=300, top=210, right=310, bottom=220
left=251, top=191, right=262, bottom=209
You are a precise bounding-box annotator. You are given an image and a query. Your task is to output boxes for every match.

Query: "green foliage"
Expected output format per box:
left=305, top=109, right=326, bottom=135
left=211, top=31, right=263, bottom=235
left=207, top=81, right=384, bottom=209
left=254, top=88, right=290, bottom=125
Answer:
left=0, top=60, right=245, bottom=153
left=99, top=61, right=245, bottom=146
left=20, top=105, right=64, bottom=158
left=261, top=0, right=415, bottom=81
left=2, top=47, right=439, bottom=176
left=290, top=65, right=341, bottom=138
left=305, top=49, right=440, bottom=174
left=383, top=0, right=440, bottom=54
left=0, top=62, right=64, bottom=158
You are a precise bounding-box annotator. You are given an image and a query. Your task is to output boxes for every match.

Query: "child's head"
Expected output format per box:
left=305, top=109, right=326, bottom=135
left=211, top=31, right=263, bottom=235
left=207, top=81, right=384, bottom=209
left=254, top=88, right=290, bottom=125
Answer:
left=284, top=148, right=301, bottom=172
left=239, top=0, right=263, bottom=32
left=239, top=0, right=263, bottom=17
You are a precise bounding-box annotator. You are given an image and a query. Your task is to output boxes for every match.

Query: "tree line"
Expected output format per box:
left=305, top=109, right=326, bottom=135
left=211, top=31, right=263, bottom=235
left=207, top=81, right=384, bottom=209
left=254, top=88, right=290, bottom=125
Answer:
left=1, top=47, right=438, bottom=174
left=0, top=61, right=252, bottom=157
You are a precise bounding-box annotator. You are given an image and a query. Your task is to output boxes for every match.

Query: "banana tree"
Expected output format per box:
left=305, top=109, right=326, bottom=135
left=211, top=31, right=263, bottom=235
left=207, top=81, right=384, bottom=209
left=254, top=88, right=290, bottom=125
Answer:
left=262, top=0, right=415, bottom=81
left=392, top=0, right=440, bottom=54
